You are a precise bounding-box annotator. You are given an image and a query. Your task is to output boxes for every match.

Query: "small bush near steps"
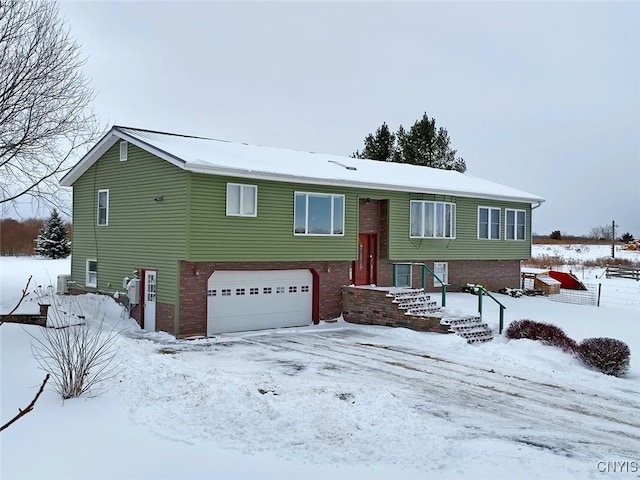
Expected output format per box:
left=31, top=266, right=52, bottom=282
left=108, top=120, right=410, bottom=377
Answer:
left=577, top=338, right=630, bottom=377
left=505, top=320, right=631, bottom=377
left=505, top=319, right=577, bottom=352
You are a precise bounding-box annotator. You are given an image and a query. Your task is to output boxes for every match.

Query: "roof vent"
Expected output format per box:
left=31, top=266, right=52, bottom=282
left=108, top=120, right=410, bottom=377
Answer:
left=328, top=160, right=357, bottom=171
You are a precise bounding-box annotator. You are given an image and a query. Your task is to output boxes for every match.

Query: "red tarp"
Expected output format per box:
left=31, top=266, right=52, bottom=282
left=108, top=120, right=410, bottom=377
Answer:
left=548, top=271, right=588, bottom=291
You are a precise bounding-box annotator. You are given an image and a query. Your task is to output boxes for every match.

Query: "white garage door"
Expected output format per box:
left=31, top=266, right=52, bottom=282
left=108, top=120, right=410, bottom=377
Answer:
left=207, top=269, right=313, bottom=335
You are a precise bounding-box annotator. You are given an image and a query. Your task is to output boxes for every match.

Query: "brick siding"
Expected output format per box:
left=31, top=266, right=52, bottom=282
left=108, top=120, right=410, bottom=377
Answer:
left=378, top=259, right=521, bottom=292
left=358, top=198, right=380, bottom=233
left=178, top=261, right=351, bottom=338
left=341, top=286, right=451, bottom=334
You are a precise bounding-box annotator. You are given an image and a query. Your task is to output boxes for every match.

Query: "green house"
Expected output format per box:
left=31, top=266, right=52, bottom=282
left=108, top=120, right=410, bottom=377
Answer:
left=60, top=126, right=544, bottom=338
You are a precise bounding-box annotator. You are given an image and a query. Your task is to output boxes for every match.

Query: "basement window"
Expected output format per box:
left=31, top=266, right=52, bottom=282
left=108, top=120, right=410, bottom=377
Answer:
left=86, top=259, right=97, bottom=287
left=433, top=262, right=448, bottom=287
left=394, top=264, right=412, bottom=288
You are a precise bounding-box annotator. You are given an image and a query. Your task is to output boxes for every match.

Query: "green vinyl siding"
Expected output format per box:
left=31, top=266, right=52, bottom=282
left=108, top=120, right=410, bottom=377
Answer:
left=70, top=143, right=188, bottom=307
left=188, top=174, right=358, bottom=261
left=70, top=145, right=534, bottom=299
left=388, top=194, right=532, bottom=260
left=187, top=174, right=532, bottom=262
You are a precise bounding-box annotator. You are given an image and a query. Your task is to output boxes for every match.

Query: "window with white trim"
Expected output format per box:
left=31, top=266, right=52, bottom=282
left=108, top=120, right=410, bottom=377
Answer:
left=119, top=141, right=128, bottom=161
left=433, top=262, right=448, bottom=287
left=86, top=259, right=97, bottom=287
left=394, top=264, right=412, bottom=287
left=97, top=189, right=109, bottom=226
left=410, top=201, right=456, bottom=238
left=294, top=192, right=344, bottom=235
left=478, top=206, right=500, bottom=239
left=505, top=209, right=526, bottom=241
left=226, top=183, right=257, bottom=217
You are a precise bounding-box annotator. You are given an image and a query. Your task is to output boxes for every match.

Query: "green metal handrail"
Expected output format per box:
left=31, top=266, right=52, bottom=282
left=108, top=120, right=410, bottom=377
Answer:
left=474, top=285, right=507, bottom=334
left=391, top=263, right=447, bottom=307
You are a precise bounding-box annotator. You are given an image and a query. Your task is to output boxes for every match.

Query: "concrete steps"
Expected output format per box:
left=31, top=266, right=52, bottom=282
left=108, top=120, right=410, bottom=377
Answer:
left=387, top=289, right=494, bottom=344
left=440, top=315, right=494, bottom=344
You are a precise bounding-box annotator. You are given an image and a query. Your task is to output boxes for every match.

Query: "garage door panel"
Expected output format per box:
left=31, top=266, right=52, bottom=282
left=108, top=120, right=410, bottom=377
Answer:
left=207, top=270, right=313, bottom=335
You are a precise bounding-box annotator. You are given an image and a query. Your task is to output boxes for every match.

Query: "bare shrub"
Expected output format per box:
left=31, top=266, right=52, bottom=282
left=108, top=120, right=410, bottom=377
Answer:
left=577, top=338, right=630, bottom=377
left=505, top=319, right=577, bottom=352
left=581, top=257, right=640, bottom=268
left=522, top=255, right=574, bottom=268
left=29, top=288, right=122, bottom=399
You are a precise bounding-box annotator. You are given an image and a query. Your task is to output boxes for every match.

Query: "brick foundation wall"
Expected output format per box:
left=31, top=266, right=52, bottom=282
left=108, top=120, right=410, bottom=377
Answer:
left=341, top=286, right=451, bottom=334
left=156, top=303, right=176, bottom=333
left=448, top=259, right=521, bottom=291
left=178, top=261, right=351, bottom=338
left=377, top=259, right=521, bottom=292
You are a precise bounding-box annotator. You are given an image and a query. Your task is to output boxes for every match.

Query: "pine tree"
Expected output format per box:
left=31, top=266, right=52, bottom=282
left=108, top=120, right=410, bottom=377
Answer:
left=351, top=122, right=396, bottom=161
left=34, top=209, right=70, bottom=259
left=620, top=232, right=634, bottom=243
left=353, top=113, right=467, bottom=172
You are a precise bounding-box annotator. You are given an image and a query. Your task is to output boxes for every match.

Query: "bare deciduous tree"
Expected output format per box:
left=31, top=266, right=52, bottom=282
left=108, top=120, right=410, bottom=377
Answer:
left=0, top=0, right=100, bottom=214
left=588, top=224, right=613, bottom=241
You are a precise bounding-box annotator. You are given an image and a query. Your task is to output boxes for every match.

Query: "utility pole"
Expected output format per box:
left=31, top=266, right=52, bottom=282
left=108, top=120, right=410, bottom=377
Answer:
left=611, top=220, right=618, bottom=259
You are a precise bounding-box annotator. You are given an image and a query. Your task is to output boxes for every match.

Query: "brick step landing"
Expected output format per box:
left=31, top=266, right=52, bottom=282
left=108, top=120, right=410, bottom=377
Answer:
left=341, top=286, right=494, bottom=343
left=388, top=289, right=493, bottom=344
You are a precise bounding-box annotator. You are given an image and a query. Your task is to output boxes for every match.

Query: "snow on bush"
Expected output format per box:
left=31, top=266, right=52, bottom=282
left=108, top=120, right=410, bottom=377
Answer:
left=505, top=319, right=577, bottom=352
left=577, top=338, right=631, bottom=377
left=28, top=287, right=123, bottom=399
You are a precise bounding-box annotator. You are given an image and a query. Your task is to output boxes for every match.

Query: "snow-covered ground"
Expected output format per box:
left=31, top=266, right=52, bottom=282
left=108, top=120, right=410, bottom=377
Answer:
left=531, top=242, right=639, bottom=264
left=1, top=251, right=639, bottom=480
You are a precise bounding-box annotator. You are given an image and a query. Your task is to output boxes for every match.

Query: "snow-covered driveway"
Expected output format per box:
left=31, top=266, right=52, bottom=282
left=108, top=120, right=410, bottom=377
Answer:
left=118, top=325, right=640, bottom=475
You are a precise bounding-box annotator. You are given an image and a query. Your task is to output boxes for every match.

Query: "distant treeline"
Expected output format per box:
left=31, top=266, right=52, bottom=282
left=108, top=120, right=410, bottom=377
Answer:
left=1, top=218, right=72, bottom=256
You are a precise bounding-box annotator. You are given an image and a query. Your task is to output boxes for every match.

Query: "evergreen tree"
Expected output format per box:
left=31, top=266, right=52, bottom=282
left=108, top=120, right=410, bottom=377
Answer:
left=353, top=113, right=467, bottom=172
left=620, top=232, right=634, bottom=243
left=34, top=209, right=70, bottom=259
left=351, top=122, right=396, bottom=161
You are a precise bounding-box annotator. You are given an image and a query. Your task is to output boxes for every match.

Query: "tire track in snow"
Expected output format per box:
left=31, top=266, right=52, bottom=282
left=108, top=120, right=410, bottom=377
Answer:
left=244, top=333, right=640, bottom=459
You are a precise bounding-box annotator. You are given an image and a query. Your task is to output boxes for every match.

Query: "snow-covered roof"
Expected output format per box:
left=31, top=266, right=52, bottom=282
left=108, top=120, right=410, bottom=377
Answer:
left=60, top=126, right=544, bottom=204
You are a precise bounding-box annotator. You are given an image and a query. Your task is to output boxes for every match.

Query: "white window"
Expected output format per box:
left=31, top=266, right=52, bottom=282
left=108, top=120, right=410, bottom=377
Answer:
left=433, top=262, right=448, bottom=287
left=478, top=206, right=500, bottom=240
left=294, top=192, right=344, bottom=236
left=86, top=259, right=97, bottom=287
left=505, top=209, right=526, bottom=241
left=410, top=201, right=456, bottom=238
left=119, top=141, right=128, bottom=162
left=226, top=183, right=257, bottom=217
left=395, top=264, right=412, bottom=287
left=97, top=189, right=109, bottom=226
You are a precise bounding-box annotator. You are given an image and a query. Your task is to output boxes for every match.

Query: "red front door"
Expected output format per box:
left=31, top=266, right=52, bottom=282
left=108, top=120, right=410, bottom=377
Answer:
left=354, top=233, right=377, bottom=285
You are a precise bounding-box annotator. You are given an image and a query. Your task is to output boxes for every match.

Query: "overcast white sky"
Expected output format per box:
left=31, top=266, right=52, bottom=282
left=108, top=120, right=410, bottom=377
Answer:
left=48, top=0, right=639, bottom=236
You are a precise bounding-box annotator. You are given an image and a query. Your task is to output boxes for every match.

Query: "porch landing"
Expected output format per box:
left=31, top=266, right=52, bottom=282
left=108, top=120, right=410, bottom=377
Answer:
left=341, top=286, right=494, bottom=343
